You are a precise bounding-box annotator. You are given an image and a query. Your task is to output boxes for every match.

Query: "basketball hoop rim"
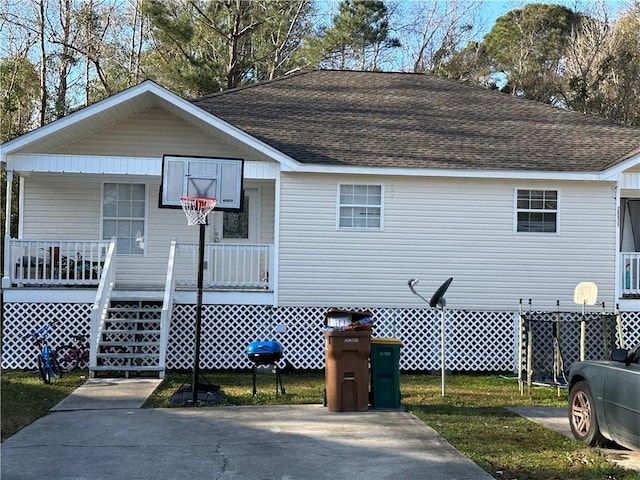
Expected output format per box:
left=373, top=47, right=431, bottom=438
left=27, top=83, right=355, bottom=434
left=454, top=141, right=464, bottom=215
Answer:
left=180, top=196, right=218, bottom=225
left=180, top=196, right=218, bottom=207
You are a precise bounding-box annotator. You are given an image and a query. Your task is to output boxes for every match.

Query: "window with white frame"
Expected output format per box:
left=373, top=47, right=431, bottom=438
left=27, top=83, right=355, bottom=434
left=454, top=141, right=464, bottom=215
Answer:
left=338, top=184, right=382, bottom=230
left=102, top=183, right=146, bottom=255
left=516, top=189, right=558, bottom=233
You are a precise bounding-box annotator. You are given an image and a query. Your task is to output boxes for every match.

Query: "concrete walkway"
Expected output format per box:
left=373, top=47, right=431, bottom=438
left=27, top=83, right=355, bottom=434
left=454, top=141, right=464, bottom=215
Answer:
left=50, top=377, right=162, bottom=411
left=2, top=379, right=493, bottom=480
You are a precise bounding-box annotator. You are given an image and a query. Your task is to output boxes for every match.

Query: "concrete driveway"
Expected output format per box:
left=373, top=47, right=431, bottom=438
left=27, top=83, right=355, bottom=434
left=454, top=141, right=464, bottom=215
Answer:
left=1, top=379, right=493, bottom=480
left=3, top=379, right=638, bottom=479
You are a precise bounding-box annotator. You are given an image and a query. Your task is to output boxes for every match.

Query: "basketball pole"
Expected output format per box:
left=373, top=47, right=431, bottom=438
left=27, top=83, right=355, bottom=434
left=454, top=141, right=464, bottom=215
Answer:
left=191, top=222, right=206, bottom=405
left=439, top=300, right=446, bottom=397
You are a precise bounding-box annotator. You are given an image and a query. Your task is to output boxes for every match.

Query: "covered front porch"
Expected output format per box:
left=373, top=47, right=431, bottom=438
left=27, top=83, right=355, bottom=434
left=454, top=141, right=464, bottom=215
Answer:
left=620, top=195, right=640, bottom=305
left=3, top=238, right=273, bottom=292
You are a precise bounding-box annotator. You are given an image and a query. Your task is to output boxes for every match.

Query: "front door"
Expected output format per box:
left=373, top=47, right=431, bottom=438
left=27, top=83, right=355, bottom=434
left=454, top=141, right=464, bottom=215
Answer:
left=621, top=199, right=639, bottom=252
left=621, top=199, right=640, bottom=295
left=211, top=188, right=259, bottom=244
left=208, top=189, right=261, bottom=286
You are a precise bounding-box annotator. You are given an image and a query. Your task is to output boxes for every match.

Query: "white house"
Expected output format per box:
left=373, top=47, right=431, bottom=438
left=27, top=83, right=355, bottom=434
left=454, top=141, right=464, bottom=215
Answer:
left=2, top=70, right=639, bottom=377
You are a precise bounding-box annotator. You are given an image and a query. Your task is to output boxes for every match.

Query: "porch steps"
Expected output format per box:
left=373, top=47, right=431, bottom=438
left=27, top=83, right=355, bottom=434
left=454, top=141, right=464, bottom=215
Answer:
left=92, top=300, right=164, bottom=378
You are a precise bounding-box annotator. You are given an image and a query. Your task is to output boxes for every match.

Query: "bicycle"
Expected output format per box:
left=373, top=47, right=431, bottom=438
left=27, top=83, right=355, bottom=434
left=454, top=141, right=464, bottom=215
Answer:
left=57, top=334, right=90, bottom=372
left=57, top=333, right=130, bottom=372
left=24, top=323, right=63, bottom=384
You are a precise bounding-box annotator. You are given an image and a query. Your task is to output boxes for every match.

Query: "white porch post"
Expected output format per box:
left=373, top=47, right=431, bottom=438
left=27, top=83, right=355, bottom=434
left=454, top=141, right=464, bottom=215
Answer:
left=614, top=179, right=621, bottom=305
left=2, top=168, right=13, bottom=289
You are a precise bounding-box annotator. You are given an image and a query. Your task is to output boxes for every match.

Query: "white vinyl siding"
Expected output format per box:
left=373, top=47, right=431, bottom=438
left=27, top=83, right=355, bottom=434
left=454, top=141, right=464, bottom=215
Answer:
left=277, top=174, right=616, bottom=311
left=20, top=174, right=102, bottom=240
left=54, top=107, right=265, bottom=161
left=259, top=183, right=275, bottom=243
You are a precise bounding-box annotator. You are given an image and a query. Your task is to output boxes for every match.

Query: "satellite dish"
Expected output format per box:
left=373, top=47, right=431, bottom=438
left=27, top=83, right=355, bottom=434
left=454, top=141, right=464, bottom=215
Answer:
left=429, top=277, right=453, bottom=308
left=573, top=282, right=598, bottom=306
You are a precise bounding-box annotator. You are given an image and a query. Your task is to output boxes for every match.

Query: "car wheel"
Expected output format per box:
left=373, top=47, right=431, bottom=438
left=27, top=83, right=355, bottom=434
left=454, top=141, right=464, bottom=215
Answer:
left=568, top=380, right=605, bottom=446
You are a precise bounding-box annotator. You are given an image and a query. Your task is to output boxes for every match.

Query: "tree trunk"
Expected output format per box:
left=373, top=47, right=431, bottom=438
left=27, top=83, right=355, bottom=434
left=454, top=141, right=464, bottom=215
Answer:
left=38, top=0, right=47, bottom=126
left=55, top=0, right=72, bottom=119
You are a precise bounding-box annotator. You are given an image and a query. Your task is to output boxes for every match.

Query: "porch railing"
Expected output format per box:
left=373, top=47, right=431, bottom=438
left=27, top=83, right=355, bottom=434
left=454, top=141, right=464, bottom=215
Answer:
left=622, top=252, right=640, bottom=297
left=158, top=240, right=178, bottom=377
left=175, top=243, right=272, bottom=290
left=9, top=239, right=111, bottom=286
left=89, top=239, right=117, bottom=370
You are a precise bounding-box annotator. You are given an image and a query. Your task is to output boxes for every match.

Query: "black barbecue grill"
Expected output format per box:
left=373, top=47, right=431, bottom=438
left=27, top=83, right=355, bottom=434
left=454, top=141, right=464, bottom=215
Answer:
left=246, top=341, right=285, bottom=396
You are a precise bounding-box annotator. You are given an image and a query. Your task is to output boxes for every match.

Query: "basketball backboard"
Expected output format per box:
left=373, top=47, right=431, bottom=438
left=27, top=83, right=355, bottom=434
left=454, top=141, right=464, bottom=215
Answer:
left=159, top=155, right=243, bottom=211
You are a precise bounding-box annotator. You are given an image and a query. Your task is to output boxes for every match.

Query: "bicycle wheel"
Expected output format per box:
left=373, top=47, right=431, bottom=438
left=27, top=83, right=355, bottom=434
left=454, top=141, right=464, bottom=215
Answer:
left=50, top=354, right=63, bottom=379
left=56, top=345, right=79, bottom=372
left=37, top=354, right=50, bottom=384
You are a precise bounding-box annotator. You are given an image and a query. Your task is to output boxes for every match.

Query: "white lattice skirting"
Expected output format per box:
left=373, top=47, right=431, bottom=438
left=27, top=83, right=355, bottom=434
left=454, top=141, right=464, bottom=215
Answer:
left=3, top=303, right=640, bottom=372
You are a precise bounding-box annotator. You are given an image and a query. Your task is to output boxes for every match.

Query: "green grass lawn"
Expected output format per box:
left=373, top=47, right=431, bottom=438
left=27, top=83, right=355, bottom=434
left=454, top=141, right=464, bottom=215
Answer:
left=1, top=369, right=88, bottom=441
left=3, top=369, right=639, bottom=480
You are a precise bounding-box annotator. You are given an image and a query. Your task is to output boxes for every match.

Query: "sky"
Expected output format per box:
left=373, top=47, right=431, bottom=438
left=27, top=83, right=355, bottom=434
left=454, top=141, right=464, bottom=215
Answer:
left=316, top=0, right=627, bottom=71
left=479, top=0, right=626, bottom=32
left=319, top=0, right=627, bottom=37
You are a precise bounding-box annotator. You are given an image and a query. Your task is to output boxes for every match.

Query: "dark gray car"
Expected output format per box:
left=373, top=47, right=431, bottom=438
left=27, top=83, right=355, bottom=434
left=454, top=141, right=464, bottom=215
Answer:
left=568, top=345, right=640, bottom=451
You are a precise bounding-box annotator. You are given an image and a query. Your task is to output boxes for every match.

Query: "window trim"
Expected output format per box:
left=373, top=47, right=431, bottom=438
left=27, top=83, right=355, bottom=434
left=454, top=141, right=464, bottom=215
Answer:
left=514, top=188, right=560, bottom=234
left=101, top=181, right=148, bottom=256
left=336, top=183, right=384, bottom=231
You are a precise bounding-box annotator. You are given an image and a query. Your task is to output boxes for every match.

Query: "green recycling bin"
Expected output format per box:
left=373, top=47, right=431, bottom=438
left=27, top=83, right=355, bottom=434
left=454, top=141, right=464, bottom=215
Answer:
left=370, top=338, right=402, bottom=409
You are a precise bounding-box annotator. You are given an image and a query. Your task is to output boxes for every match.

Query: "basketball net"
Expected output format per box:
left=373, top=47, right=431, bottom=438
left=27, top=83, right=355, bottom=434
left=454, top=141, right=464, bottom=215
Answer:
left=180, top=197, right=217, bottom=225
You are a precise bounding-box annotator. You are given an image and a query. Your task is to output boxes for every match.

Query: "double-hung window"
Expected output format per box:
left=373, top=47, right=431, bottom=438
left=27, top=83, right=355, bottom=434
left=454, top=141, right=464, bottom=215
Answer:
left=516, top=189, right=558, bottom=233
left=338, top=184, right=382, bottom=230
left=102, top=183, right=146, bottom=255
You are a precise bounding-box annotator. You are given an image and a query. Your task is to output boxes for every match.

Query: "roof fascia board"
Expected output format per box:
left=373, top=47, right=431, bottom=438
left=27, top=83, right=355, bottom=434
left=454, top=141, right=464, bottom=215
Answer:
left=295, top=164, right=608, bottom=181
left=600, top=150, right=640, bottom=179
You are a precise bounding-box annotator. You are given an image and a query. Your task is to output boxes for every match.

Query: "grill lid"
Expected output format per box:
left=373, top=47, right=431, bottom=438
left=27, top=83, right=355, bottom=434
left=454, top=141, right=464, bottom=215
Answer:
left=246, top=340, right=283, bottom=355
left=246, top=341, right=284, bottom=365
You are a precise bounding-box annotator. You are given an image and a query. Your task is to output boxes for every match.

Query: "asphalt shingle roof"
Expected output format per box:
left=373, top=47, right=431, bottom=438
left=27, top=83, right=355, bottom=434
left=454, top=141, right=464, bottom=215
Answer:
left=192, top=70, right=639, bottom=172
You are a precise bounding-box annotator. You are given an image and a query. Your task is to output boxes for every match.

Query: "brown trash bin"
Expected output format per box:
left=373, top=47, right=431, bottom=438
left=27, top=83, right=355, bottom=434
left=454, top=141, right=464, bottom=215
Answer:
left=324, top=330, right=371, bottom=412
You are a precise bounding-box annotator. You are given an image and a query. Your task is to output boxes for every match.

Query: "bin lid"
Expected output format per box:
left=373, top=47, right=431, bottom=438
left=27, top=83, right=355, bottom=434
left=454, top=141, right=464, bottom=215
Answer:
left=371, top=337, right=402, bottom=345
left=325, top=307, right=373, bottom=322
